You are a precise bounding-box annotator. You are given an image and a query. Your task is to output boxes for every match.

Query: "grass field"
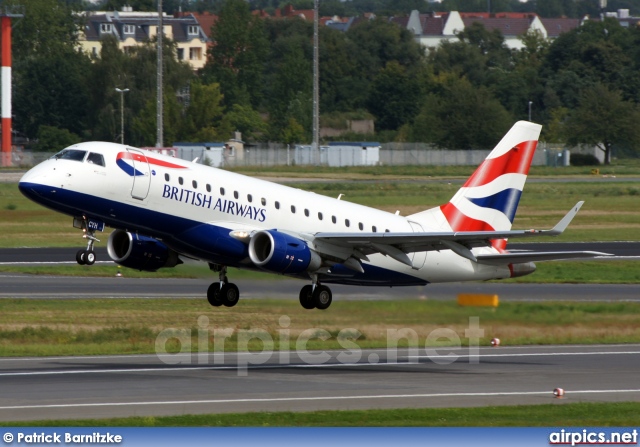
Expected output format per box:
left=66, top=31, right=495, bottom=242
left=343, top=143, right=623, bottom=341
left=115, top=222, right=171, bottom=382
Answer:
left=2, top=298, right=640, bottom=357
left=3, top=402, right=640, bottom=427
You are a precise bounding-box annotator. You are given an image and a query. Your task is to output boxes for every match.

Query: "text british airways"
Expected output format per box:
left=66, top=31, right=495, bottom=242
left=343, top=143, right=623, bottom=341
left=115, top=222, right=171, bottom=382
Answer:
left=162, top=184, right=266, bottom=222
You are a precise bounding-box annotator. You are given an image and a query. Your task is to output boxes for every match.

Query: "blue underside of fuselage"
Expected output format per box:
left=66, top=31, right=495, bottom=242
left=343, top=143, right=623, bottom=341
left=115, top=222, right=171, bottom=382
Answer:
left=18, top=182, right=428, bottom=287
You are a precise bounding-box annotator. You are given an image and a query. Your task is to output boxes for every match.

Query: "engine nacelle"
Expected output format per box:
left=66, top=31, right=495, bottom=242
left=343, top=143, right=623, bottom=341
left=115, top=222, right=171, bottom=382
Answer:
left=248, top=230, right=321, bottom=274
left=107, top=230, right=180, bottom=272
left=510, top=262, right=536, bottom=278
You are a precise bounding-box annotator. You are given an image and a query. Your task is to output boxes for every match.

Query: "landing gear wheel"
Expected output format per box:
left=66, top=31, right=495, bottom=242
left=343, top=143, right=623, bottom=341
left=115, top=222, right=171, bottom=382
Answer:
left=220, top=283, right=239, bottom=307
left=313, top=285, right=332, bottom=310
left=85, top=250, right=96, bottom=266
left=299, top=285, right=315, bottom=309
left=76, top=249, right=87, bottom=265
left=74, top=216, right=101, bottom=266
left=207, top=282, right=223, bottom=307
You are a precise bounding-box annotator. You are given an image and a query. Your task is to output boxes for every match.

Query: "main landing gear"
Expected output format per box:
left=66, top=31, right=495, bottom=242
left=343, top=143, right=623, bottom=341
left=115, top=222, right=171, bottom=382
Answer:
left=299, top=280, right=333, bottom=310
left=205, top=266, right=332, bottom=310
left=207, top=265, right=240, bottom=307
left=75, top=218, right=100, bottom=266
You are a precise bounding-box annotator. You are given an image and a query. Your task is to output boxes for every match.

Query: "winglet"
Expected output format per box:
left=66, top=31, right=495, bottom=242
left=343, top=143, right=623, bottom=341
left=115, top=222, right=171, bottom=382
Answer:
left=548, top=201, right=584, bottom=236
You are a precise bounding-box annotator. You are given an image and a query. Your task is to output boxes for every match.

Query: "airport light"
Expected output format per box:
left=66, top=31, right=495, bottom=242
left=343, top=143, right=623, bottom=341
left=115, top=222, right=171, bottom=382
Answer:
left=115, top=88, right=129, bottom=144
left=528, top=101, right=532, bottom=121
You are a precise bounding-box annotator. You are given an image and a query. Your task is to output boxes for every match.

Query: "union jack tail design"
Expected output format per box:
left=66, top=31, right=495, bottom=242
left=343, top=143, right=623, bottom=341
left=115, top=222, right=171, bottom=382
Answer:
left=408, top=121, right=542, bottom=251
left=441, top=121, right=541, bottom=249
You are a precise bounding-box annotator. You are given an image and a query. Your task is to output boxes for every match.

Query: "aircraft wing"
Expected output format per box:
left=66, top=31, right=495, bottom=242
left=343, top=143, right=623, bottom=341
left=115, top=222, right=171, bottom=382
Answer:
left=474, top=251, right=611, bottom=265
left=309, top=202, right=612, bottom=268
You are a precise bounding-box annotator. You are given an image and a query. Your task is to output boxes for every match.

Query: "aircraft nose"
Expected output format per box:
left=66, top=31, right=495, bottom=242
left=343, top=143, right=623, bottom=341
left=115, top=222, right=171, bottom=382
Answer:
left=18, top=164, right=51, bottom=202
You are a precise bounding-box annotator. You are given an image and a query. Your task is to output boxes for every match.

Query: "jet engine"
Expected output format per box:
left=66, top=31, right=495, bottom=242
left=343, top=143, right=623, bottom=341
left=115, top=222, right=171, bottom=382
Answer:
left=107, top=230, right=181, bottom=271
left=509, top=262, right=536, bottom=278
left=248, top=230, right=321, bottom=274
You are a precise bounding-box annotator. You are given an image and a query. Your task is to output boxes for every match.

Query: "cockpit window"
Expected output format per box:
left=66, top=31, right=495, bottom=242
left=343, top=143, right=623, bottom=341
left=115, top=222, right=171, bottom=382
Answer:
left=52, top=149, right=87, bottom=162
left=86, top=152, right=105, bottom=167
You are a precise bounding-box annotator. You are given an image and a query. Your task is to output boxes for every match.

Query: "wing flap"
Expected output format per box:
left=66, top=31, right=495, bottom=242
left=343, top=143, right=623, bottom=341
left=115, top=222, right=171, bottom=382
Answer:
left=476, top=251, right=612, bottom=265
left=310, top=202, right=606, bottom=266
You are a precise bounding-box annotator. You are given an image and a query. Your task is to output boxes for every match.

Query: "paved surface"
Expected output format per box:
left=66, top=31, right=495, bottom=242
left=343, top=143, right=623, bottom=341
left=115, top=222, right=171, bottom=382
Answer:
left=0, top=273, right=639, bottom=302
left=1, top=345, right=639, bottom=421
left=0, top=243, right=637, bottom=301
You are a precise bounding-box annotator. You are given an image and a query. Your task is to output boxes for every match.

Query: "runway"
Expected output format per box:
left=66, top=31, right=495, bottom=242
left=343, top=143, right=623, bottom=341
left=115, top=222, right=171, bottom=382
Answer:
left=1, top=273, right=639, bottom=301
left=1, top=344, right=640, bottom=421
left=0, top=243, right=638, bottom=301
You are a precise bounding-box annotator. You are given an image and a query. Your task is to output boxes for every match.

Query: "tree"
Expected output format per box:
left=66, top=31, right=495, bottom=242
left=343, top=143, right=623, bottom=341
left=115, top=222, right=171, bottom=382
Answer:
left=88, top=36, right=130, bottom=142
left=344, top=18, right=427, bottom=113
left=281, top=118, right=306, bottom=145
left=543, top=107, right=569, bottom=144
left=347, top=17, right=425, bottom=74
left=9, top=0, right=90, bottom=139
left=563, top=84, right=640, bottom=164
left=14, top=49, right=91, bottom=139
left=203, top=0, right=269, bottom=108
left=223, top=104, right=267, bottom=141
left=366, top=61, right=423, bottom=131
left=429, top=40, right=489, bottom=87
left=114, top=38, right=194, bottom=146
left=410, top=76, right=513, bottom=149
left=179, top=81, right=231, bottom=142
left=34, top=126, right=82, bottom=152
left=457, top=22, right=512, bottom=69
left=7, top=0, right=79, bottom=60
left=265, top=39, right=312, bottom=141
left=542, top=19, right=640, bottom=104
left=319, top=27, right=360, bottom=113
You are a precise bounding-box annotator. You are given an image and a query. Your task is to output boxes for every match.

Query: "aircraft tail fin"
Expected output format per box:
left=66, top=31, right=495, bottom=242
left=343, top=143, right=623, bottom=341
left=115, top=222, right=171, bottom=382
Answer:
left=408, top=121, right=542, bottom=250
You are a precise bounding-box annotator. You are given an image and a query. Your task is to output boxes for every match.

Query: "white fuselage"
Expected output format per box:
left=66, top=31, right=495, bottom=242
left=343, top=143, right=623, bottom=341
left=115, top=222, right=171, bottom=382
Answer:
left=19, top=142, right=510, bottom=286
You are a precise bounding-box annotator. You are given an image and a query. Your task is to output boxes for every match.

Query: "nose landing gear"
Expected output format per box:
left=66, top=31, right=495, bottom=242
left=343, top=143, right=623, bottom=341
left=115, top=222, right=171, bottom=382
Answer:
left=74, top=217, right=102, bottom=266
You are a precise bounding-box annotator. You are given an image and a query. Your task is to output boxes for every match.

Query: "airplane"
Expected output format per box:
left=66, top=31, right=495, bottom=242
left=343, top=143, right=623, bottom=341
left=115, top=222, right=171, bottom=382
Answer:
left=18, top=121, right=610, bottom=310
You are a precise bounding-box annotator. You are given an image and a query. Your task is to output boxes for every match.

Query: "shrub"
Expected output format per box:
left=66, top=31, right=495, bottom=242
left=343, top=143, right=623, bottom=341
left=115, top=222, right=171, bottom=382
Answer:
left=570, top=153, right=600, bottom=166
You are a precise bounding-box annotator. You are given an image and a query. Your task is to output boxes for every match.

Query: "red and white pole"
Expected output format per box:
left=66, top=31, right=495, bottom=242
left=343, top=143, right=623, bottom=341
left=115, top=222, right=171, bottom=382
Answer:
left=1, top=16, right=12, bottom=167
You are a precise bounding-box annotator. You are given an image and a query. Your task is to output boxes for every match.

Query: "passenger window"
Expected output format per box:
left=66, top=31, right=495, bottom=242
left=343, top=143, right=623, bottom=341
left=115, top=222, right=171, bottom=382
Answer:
left=220, top=187, right=225, bottom=196
left=332, top=216, right=336, bottom=224
left=247, top=194, right=253, bottom=203
left=86, top=152, right=105, bottom=167
left=345, top=219, right=350, bottom=227
left=234, top=191, right=239, bottom=199
left=164, top=173, right=170, bottom=181
left=358, top=222, right=363, bottom=231
left=261, top=198, right=266, bottom=206
left=275, top=201, right=280, bottom=210
left=318, top=212, right=323, bottom=220
left=304, top=209, right=309, bottom=217
left=385, top=229, right=390, bottom=233
left=179, top=177, right=184, bottom=185
left=291, top=205, right=296, bottom=214
left=192, top=180, right=198, bottom=189
left=206, top=184, right=211, bottom=192
left=372, top=226, right=377, bottom=233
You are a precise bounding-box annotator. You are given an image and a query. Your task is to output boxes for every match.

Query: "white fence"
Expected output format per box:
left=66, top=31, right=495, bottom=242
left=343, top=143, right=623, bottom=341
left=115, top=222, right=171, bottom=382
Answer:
left=11, top=143, right=572, bottom=168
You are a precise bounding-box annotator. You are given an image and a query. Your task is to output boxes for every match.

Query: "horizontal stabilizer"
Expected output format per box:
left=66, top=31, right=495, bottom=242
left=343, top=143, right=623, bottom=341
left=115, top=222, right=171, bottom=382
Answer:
left=476, top=251, right=612, bottom=265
